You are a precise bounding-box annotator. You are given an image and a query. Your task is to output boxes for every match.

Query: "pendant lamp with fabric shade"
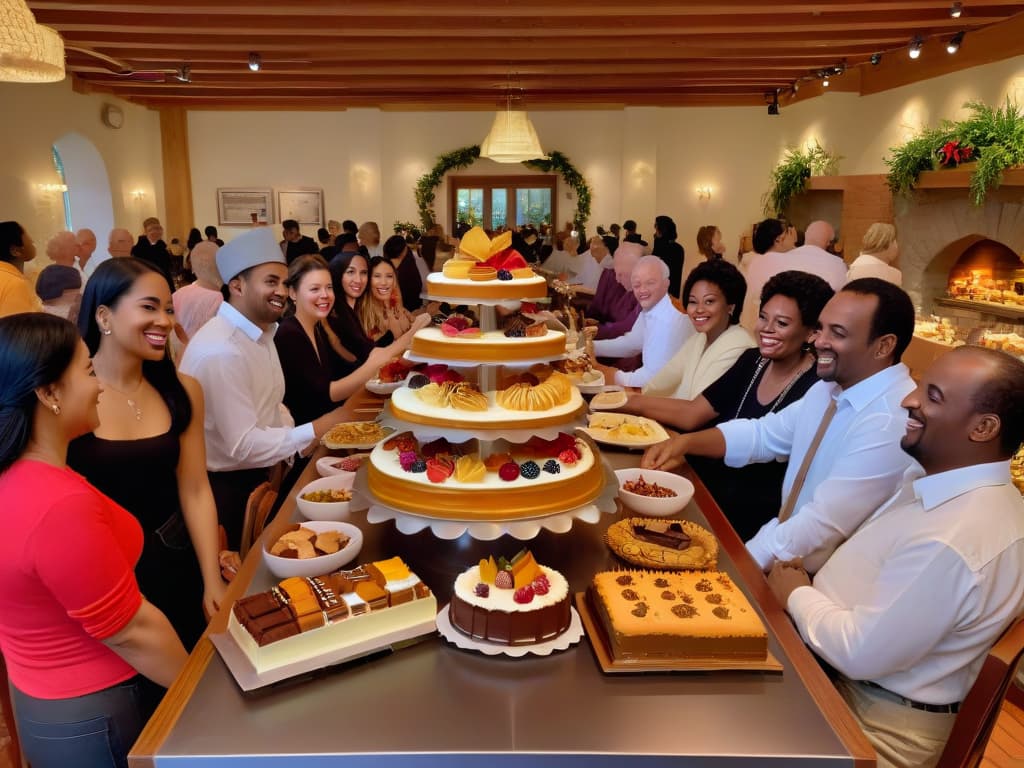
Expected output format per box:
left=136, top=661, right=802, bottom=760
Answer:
left=0, top=0, right=66, bottom=82
left=479, top=98, right=546, bottom=163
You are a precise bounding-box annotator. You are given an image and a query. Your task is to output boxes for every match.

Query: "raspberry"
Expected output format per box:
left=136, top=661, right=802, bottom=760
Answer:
left=407, top=374, right=430, bottom=390
left=531, top=574, right=550, bottom=595
left=338, top=456, right=362, bottom=472
left=497, top=269, right=513, bottom=281
left=513, top=585, right=535, bottom=604
left=474, top=582, right=490, bottom=598
left=494, top=570, right=514, bottom=589
left=498, top=462, right=521, bottom=481
left=558, top=449, right=579, bottom=465
left=542, top=459, right=560, bottom=474
left=398, top=451, right=418, bottom=471
left=519, top=461, right=540, bottom=480
left=409, top=459, right=426, bottom=473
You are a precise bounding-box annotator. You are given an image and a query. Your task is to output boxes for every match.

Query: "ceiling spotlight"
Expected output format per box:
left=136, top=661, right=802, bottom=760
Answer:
left=792, top=79, right=801, bottom=93
left=833, top=61, right=846, bottom=75
left=174, top=64, right=191, bottom=83
left=822, top=75, right=830, bottom=87
left=870, top=52, right=882, bottom=66
left=767, top=90, right=780, bottom=115
left=949, top=2, right=963, bottom=18
left=909, top=37, right=923, bottom=59
left=248, top=52, right=261, bottom=72
left=946, top=31, right=964, bottom=54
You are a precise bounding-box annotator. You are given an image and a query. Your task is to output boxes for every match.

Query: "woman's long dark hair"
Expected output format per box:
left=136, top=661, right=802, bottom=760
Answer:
left=186, top=227, right=203, bottom=251
left=78, top=258, right=192, bottom=432
left=286, top=254, right=356, bottom=363
left=0, top=313, right=80, bottom=475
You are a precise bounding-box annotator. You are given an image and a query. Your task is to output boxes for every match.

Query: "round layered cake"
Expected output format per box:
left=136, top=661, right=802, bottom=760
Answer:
left=409, top=326, right=565, bottom=364
left=449, top=553, right=571, bottom=646
left=426, top=272, right=548, bottom=302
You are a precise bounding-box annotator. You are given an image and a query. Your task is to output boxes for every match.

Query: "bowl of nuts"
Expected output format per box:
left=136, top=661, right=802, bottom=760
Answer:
left=295, top=474, right=356, bottom=521
left=263, top=521, right=362, bottom=579
left=614, top=468, right=694, bottom=517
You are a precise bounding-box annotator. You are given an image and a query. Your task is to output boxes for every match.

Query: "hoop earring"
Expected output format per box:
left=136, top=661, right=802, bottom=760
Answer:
left=51, top=403, right=61, bottom=415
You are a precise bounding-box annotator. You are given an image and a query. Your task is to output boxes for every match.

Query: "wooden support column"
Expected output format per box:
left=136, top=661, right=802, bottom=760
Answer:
left=158, top=107, right=194, bottom=243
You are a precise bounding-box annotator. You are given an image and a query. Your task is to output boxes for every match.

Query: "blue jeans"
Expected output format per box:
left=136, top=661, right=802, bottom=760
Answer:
left=11, top=675, right=163, bottom=768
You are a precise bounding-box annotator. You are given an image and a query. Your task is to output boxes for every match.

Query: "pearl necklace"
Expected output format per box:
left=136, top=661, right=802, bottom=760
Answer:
left=733, top=354, right=813, bottom=419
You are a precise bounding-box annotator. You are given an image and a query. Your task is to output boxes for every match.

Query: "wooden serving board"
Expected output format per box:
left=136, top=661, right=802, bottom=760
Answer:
left=575, top=592, right=783, bottom=674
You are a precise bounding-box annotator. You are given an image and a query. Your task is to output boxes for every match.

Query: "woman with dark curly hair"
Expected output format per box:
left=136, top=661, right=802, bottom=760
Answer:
left=638, top=259, right=754, bottom=401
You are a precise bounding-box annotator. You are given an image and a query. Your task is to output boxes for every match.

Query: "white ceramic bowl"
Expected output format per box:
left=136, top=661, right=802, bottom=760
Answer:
left=315, top=452, right=370, bottom=478
left=295, top=473, right=356, bottom=520
left=614, top=468, right=694, bottom=517
left=263, top=520, right=363, bottom=579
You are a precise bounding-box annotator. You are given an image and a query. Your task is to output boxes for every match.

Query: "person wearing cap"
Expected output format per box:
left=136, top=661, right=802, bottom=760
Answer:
left=172, top=241, right=223, bottom=343
left=178, top=227, right=349, bottom=548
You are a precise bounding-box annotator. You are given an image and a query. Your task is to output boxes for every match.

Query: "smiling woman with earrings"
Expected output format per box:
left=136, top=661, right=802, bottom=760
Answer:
left=67, top=257, right=226, bottom=651
left=0, top=312, right=187, bottom=768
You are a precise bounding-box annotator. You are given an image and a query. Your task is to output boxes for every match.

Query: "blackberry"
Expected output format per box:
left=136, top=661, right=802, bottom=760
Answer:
left=506, top=328, right=525, bottom=338
left=542, top=459, right=560, bottom=474
left=431, top=314, right=447, bottom=325
left=407, top=374, right=430, bottom=390
left=497, top=269, right=513, bottom=281
left=409, top=459, right=427, bottom=473
left=519, top=461, right=541, bottom=480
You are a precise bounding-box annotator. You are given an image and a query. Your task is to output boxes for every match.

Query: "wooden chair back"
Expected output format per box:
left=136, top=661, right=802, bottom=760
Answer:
left=936, top=614, right=1024, bottom=768
left=239, top=481, right=278, bottom=559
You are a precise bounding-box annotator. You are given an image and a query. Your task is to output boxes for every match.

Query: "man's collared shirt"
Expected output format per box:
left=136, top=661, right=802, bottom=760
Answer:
left=593, top=293, right=694, bottom=388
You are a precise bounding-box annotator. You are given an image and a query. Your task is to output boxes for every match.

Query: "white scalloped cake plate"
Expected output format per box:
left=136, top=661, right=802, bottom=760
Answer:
left=436, top=604, right=583, bottom=657
left=366, top=377, right=408, bottom=395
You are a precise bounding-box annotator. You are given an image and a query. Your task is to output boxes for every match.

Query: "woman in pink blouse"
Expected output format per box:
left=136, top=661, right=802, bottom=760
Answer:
left=0, top=313, right=186, bottom=768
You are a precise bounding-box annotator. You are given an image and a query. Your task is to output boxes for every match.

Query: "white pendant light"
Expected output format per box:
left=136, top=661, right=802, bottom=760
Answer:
left=479, top=97, right=545, bottom=163
left=0, top=0, right=65, bottom=82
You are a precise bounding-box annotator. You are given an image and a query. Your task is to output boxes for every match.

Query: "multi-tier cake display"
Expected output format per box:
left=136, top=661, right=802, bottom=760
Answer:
left=359, top=227, right=617, bottom=537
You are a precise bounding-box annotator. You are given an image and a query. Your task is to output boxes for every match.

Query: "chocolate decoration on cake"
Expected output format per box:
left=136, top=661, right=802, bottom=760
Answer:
left=661, top=590, right=675, bottom=601
left=705, top=593, right=723, bottom=604
left=616, top=574, right=634, bottom=586
left=712, top=606, right=731, bottom=620
left=631, top=521, right=692, bottom=550
left=695, top=578, right=713, bottom=592
left=654, top=578, right=669, bottom=588
left=672, top=604, right=698, bottom=619
left=631, top=602, right=648, bottom=617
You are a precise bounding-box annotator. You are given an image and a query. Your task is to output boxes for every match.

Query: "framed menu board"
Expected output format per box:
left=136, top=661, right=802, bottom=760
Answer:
left=217, top=188, right=274, bottom=225
left=277, top=188, right=324, bottom=227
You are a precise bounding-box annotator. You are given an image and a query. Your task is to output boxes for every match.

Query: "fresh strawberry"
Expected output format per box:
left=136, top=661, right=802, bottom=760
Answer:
left=425, top=456, right=454, bottom=483
left=498, top=462, right=521, bottom=481
left=513, top=585, right=535, bottom=604
left=531, top=574, right=551, bottom=595
left=494, top=570, right=514, bottom=589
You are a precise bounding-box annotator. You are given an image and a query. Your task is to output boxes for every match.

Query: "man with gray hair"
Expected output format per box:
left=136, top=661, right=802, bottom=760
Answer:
left=593, top=254, right=694, bottom=387
left=82, top=227, right=134, bottom=283
left=584, top=240, right=642, bottom=345
left=74, top=228, right=96, bottom=276
left=45, top=231, right=78, bottom=268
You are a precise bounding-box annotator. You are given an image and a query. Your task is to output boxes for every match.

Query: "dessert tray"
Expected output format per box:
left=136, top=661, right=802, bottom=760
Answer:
left=365, top=376, right=408, bottom=395
left=575, top=592, right=782, bottom=674
left=322, top=421, right=395, bottom=450
left=579, top=413, right=670, bottom=448
left=356, top=459, right=620, bottom=541
left=436, top=605, right=584, bottom=657
left=605, top=518, right=719, bottom=570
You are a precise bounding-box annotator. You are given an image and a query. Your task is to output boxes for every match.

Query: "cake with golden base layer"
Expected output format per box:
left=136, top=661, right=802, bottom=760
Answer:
left=410, top=326, right=565, bottom=363
left=427, top=272, right=548, bottom=301
left=590, top=570, right=767, bottom=660
left=367, top=434, right=605, bottom=521
left=228, top=557, right=437, bottom=674
left=449, top=552, right=571, bottom=645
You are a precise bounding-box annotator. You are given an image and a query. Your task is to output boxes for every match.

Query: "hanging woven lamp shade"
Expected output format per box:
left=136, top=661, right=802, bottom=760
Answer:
left=0, top=0, right=66, bottom=82
left=479, top=107, right=545, bottom=163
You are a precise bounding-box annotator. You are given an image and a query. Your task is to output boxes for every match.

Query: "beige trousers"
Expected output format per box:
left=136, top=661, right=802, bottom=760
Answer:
left=836, top=677, right=957, bottom=768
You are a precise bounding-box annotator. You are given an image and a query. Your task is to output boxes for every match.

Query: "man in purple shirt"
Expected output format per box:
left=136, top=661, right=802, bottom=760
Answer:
left=585, top=240, right=642, bottom=341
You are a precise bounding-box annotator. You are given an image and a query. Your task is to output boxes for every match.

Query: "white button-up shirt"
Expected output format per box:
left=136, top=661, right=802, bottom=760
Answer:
left=719, top=363, right=916, bottom=572
left=593, top=293, right=695, bottom=388
left=788, top=460, right=1024, bottom=705
left=179, top=302, right=315, bottom=471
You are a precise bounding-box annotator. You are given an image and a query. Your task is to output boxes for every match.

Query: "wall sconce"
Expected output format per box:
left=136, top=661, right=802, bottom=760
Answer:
left=696, top=185, right=713, bottom=201
left=132, top=189, right=146, bottom=201
left=36, top=183, right=67, bottom=192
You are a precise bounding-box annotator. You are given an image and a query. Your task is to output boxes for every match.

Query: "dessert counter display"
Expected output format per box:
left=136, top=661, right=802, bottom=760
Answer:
left=129, top=408, right=875, bottom=766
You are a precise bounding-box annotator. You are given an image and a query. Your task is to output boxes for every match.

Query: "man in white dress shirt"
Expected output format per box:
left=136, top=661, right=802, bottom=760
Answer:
left=593, top=255, right=694, bottom=388
left=740, top=219, right=847, bottom=331
left=643, top=278, right=917, bottom=573
left=179, top=226, right=347, bottom=548
left=768, top=346, right=1024, bottom=768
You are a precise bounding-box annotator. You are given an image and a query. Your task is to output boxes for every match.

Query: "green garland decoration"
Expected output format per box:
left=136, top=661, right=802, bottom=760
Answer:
left=761, top=141, right=842, bottom=217
left=415, top=146, right=592, bottom=231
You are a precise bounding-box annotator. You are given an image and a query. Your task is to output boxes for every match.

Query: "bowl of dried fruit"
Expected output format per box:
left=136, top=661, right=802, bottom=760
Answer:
left=315, top=452, right=369, bottom=478
left=263, top=521, right=362, bottom=579
left=295, top=474, right=356, bottom=521
left=614, top=468, right=694, bottom=517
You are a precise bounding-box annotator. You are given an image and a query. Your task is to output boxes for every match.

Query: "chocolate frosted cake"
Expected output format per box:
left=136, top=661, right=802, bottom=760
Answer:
left=449, top=550, right=572, bottom=646
left=590, top=570, right=767, bottom=660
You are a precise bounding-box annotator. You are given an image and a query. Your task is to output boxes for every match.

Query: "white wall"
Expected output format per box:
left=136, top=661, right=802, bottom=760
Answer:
left=0, top=78, right=164, bottom=258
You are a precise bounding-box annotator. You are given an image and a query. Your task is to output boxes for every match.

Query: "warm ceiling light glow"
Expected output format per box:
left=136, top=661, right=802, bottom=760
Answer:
left=479, top=97, right=546, bottom=163
left=949, top=2, right=963, bottom=18
left=248, top=52, right=261, bottom=72
left=822, top=75, right=830, bottom=87
left=909, top=38, right=923, bottom=59
left=0, top=0, right=65, bottom=83
left=946, top=31, right=964, bottom=54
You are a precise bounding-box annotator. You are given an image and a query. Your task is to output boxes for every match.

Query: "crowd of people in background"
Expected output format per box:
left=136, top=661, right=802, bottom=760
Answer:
left=0, top=206, right=1021, bottom=768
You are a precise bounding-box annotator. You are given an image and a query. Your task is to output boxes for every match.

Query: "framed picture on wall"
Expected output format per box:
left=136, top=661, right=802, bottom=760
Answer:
left=277, top=188, right=324, bottom=227
left=216, top=188, right=274, bottom=225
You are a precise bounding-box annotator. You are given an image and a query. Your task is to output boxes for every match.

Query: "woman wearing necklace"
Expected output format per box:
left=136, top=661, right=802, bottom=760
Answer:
left=276, top=255, right=429, bottom=424
left=627, top=270, right=833, bottom=539
left=359, top=256, right=415, bottom=343
left=69, top=258, right=225, bottom=650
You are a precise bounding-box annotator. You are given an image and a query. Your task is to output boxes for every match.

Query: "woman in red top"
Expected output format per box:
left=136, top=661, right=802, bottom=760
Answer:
left=0, top=313, right=187, bottom=768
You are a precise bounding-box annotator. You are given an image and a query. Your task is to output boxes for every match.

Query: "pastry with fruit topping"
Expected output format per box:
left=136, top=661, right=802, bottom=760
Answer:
left=449, top=549, right=572, bottom=645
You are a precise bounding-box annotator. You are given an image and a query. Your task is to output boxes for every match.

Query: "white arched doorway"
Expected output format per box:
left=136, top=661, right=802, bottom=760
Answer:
left=52, top=132, right=114, bottom=239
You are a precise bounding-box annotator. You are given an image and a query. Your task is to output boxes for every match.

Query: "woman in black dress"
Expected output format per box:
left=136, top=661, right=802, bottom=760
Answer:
left=651, top=215, right=685, bottom=298
left=69, top=258, right=224, bottom=649
left=382, top=234, right=424, bottom=314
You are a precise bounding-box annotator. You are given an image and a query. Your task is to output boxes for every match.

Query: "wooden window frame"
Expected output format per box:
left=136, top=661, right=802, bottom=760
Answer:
left=448, top=174, right=557, bottom=233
